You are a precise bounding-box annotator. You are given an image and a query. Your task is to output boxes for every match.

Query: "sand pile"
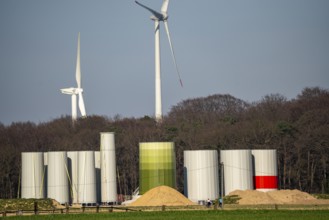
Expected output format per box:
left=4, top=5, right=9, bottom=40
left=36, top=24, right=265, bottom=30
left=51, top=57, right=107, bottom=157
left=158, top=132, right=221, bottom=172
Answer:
left=228, top=189, right=329, bottom=205
left=267, top=189, right=317, bottom=204
left=228, top=190, right=276, bottom=205
left=128, top=185, right=196, bottom=207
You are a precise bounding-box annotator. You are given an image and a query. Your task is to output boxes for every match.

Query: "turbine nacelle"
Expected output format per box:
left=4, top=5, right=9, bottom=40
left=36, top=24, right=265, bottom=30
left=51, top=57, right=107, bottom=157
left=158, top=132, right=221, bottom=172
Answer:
left=150, top=13, right=168, bottom=21
left=61, top=87, right=77, bottom=95
left=162, top=13, right=168, bottom=20
left=60, top=87, right=83, bottom=95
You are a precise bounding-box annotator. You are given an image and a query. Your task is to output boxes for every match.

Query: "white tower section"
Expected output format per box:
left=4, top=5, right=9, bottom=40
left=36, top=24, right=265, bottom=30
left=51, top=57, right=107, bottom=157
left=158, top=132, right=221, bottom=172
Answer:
left=220, top=150, right=253, bottom=196
left=21, top=152, right=45, bottom=199
left=78, top=151, right=96, bottom=204
left=252, top=149, right=278, bottom=192
left=67, top=151, right=79, bottom=204
left=100, top=132, right=117, bottom=203
left=184, top=150, right=219, bottom=203
left=47, top=151, right=69, bottom=204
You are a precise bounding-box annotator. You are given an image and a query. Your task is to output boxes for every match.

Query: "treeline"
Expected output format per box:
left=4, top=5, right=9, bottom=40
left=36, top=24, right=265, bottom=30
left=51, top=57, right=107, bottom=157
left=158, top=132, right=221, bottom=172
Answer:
left=0, top=87, right=328, bottom=199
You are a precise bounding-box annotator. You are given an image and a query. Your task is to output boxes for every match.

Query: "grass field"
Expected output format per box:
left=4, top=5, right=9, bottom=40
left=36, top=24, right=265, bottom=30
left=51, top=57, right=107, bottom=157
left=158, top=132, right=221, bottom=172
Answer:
left=5, top=210, right=329, bottom=220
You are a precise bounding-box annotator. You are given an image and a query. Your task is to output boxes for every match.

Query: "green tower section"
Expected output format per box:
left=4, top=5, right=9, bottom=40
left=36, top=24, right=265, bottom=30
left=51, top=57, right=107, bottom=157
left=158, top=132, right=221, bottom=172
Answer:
left=139, top=142, right=176, bottom=195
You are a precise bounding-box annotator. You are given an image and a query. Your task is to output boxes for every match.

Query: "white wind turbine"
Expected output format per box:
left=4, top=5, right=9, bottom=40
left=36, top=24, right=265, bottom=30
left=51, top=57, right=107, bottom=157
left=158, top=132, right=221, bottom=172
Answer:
left=135, top=0, right=183, bottom=123
left=61, top=32, right=87, bottom=123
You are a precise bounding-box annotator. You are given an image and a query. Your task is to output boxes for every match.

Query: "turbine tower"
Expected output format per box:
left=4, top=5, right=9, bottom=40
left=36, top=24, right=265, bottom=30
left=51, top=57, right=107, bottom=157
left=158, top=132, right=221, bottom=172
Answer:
left=61, top=32, right=87, bottom=123
left=135, top=0, right=183, bottom=123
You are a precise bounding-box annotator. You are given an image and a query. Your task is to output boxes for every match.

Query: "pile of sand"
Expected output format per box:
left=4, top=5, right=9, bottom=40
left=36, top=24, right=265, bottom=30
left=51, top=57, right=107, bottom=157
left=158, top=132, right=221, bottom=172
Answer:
left=128, top=185, right=196, bottom=207
left=228, top=189, right=329, bottom=205
left=267, top=190, right=318, bottom=204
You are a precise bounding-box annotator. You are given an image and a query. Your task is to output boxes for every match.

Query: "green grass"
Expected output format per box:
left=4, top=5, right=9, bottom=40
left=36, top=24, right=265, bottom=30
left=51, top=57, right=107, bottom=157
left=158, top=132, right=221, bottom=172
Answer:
left=223, top=195, right=241, bottom=204
left=5, top=210, right=329, bottom=220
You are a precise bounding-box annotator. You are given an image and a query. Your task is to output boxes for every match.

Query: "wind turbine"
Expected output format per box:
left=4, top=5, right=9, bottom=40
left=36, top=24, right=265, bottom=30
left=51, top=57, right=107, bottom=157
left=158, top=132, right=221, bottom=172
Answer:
left=61, top=32, right=87, bottom=123
left=135, top=0, right=183, bottom=123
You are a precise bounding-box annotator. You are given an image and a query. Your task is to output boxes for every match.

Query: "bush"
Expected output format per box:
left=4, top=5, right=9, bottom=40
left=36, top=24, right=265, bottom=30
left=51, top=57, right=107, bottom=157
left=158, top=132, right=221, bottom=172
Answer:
left=223, top=195, right=241, bottom=204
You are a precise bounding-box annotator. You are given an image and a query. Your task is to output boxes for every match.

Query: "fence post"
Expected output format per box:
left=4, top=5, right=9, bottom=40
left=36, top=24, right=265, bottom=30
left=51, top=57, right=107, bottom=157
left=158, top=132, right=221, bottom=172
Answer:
left=162, top=205, right=166, bottom=211
left=109, top=206, right=113, bottom=212
left=96, top=205, right=99, bottom=213
left=65, top=203, right=69, bottom=214
left=34, top=201, right=38, bottom=215
left=220, top=162, right=224, bottom=210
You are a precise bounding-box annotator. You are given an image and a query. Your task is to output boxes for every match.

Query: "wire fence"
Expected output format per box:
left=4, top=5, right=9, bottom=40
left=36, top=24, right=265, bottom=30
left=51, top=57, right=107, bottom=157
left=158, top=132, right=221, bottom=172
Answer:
left=2, top=203, right=329, bottom=217
left=0, top=202, right=141, bottom=217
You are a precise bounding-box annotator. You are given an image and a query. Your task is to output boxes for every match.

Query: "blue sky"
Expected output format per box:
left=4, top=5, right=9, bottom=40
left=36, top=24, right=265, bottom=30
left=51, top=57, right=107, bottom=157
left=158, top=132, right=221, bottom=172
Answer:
left=0, top=0, right=328, bottom=125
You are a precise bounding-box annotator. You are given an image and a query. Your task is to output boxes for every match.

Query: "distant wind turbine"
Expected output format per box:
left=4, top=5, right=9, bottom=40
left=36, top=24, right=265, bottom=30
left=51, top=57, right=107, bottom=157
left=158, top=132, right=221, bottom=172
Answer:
left=135, top=0, right=183, bottom=123
left=61, top=32, right=87, bottom=123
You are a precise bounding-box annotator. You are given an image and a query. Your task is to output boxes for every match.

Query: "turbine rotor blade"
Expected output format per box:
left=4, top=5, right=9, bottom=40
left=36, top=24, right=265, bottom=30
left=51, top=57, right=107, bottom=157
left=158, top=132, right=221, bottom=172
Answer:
left=161, top=0, right=169, bottom=14
left=135, top=1, right=163, bottom=19
left=164, top=21, right=183, bottom=87
left=76, top=32, right=81, bottom=88
left=78, top=91, right=87, bottom=117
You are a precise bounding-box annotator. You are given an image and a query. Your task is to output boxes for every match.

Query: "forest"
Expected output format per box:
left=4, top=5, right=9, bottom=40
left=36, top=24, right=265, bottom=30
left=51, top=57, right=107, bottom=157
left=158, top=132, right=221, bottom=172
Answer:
left=0, top=87, right=328, bottom=199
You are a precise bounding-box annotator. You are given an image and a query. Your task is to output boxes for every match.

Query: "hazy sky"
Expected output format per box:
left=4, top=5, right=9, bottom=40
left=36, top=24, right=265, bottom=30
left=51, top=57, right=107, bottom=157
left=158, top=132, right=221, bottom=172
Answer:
left=0, top=0, right=328, bottom=125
